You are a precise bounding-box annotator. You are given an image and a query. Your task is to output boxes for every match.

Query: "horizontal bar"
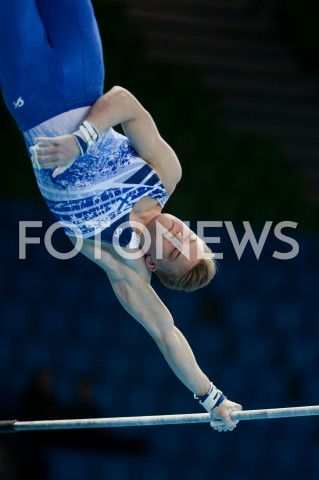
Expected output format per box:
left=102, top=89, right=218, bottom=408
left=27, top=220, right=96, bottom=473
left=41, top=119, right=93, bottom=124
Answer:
left=0, top=420, right=17, bottom=433
left=1, top=405, right=319, bottom=433
left=231, top=405, right=319, bottom=421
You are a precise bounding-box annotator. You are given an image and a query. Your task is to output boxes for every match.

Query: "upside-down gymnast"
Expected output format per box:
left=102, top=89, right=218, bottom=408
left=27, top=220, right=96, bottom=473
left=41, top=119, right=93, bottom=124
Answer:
left=0, top=0, right=241, bottom=431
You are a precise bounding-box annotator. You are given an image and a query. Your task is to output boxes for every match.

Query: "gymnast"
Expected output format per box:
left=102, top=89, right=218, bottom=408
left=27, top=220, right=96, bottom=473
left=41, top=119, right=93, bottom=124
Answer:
left=0, top=0, right=241, bottom=432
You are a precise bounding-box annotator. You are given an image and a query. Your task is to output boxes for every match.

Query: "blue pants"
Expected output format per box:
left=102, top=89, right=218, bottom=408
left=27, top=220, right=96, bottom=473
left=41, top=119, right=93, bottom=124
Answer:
left=0, top=0, right=104, bottom=131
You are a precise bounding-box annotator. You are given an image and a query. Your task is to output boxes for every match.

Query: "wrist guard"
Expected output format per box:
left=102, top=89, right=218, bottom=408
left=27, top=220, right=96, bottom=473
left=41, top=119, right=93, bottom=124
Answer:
left=72, top=120, right=100, bottom=155
left=194, top=382, right=226, bottom=412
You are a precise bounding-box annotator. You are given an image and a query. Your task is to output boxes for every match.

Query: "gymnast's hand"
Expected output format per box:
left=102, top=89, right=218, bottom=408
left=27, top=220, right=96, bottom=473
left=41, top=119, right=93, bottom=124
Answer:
left=210, top=398, right=242, bottom=432
left=32, top=134, right=81, bottom=178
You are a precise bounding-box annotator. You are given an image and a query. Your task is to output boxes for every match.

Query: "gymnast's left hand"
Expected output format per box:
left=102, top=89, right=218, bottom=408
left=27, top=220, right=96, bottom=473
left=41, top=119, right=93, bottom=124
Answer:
left=33, top=135, right=81, bottom=178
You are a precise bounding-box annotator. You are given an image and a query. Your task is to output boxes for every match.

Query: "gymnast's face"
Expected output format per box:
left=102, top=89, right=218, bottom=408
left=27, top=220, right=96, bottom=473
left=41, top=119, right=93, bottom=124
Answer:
left=142, top=214, right=205, bottom=276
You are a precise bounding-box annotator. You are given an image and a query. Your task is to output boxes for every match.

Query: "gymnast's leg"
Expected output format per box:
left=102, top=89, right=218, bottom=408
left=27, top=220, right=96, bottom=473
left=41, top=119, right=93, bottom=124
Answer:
left=0, top=0, right=64, bottom=131
left=35, top=0, right=104, bottom=112
left=0, top=0, right=104, bottom=132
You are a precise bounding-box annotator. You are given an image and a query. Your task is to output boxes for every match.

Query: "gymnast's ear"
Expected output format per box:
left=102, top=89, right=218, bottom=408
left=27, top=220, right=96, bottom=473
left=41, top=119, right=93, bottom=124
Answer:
left=145, top=254, right=157, bottom=272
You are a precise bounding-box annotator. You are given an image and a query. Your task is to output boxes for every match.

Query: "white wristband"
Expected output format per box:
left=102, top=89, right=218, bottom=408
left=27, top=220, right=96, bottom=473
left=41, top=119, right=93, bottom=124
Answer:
left=83, top=120, right=99, bottom=142
left=194, top=382, right=226, bottom=412
left=79, top=121, right=99, bottom=147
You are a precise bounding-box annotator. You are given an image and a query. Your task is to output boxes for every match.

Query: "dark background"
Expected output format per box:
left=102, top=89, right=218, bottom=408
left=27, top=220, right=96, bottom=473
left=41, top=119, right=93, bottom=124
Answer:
left=0, top=1, right=318, bottom=479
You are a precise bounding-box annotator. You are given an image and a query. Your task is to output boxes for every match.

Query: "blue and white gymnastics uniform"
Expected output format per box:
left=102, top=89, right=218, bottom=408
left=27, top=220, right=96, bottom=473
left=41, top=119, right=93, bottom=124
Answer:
left=24, top=113, right=170, bottom=247
left=0, top=0, right=170, bottom=247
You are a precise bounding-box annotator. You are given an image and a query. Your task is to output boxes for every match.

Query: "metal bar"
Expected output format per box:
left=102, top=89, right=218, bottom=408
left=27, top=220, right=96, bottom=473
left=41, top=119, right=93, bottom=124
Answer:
left=1, top=405, right=319, bottom=433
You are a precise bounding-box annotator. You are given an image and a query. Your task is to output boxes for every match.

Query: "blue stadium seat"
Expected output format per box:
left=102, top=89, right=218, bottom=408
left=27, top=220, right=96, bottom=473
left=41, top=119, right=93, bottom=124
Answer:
left=224, top=295, right=263, bottom=331
left=286, top=337, right=318, bottom=372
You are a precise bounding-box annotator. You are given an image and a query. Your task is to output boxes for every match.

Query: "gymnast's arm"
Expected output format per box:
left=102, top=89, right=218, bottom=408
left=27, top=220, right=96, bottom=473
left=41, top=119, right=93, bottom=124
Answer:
left=85, top=86, right=182, bottom=185
left=34, top=86, right=181, bottom=188
left=109, top=261, right=241, bottom=430
left=78, top=239, right=210, bottom=397
left=75, top=239, right=241, bottom=431
left=72, top=238, right=241, bottom=430
left=110, top=261, right=212, bottom=396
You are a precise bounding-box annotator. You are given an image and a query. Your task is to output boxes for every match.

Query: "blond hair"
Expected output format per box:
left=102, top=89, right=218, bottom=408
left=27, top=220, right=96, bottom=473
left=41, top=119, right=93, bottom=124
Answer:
left=155, top=248, right=216, bottom=292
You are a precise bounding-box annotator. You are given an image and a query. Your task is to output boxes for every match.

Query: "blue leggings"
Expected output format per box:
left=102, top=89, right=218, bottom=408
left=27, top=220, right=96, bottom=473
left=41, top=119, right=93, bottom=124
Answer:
left=0, top=0, right=104, bottom=132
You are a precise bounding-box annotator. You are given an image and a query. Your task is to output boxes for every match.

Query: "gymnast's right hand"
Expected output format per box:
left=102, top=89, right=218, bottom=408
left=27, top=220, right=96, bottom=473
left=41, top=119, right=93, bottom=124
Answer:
left=32, top=134, right=81, bottom=178
left=210, top=398, right=242, bottom=432
left=194, top=382, right=242, bottom=432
